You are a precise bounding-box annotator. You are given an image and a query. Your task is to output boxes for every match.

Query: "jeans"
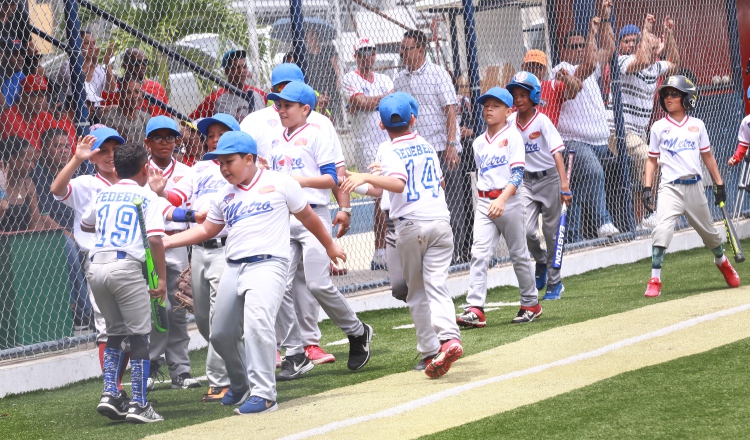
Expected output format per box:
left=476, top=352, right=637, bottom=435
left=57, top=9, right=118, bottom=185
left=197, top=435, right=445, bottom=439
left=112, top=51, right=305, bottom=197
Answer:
left=564, top=141, right=614, bottom=243
left=64, top=234, right=92, bottom=325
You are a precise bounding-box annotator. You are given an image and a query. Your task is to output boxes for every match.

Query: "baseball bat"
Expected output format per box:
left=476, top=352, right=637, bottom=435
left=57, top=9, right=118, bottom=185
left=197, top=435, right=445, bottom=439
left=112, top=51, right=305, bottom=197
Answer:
left=133, top=197, right=168, bottom=333
left=720, top=201, right=745, bottom=263
left=552, top=150, right=575, bottom=270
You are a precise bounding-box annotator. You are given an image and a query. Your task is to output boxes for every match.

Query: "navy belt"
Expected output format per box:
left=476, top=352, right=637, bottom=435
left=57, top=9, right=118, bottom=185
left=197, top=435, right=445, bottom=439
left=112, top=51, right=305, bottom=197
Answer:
left=228, top=254, right=274, bottom=264
left=670, top=175, right=701, bottom=185
left=524, top=169, right=551, bottom=179
left=91, top=250, right=128, bottom=262
left=309, top=204, right=320, bottom=208
left=195, top=237, right=227, bottom=249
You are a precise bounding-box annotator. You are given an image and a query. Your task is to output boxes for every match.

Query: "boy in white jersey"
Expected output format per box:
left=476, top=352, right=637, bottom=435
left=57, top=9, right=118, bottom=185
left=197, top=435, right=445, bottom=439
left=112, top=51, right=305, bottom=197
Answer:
left=507, top=72, right=571, bottom=301
left=50, top=127, right=130, bottom=394
left=643, top=75, right=740, bottom=297
left=727, top=109, right=750, bottom=166
left=81, top=143, right=168, bottom=423
left=267, top=81, right=373, bottom=378
left=162, top=131, right=346, bottom=414
left=457, top=87, right=541, bottom=327
left=343, top=92, right=463, bottom=379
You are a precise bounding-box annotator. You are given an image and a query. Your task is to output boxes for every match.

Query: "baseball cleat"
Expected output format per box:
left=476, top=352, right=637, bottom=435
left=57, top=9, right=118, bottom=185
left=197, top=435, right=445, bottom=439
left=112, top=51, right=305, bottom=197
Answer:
left=202, top=386, right=230, bottom=403
left=221, top=387, right=251, bottom=406
left=645, top=277, right=662, bottom=297
left=305, top=345, right=336, bottom=365
left=543, top=282, right=565, bottom=300
left=234, top=396, right=279, bottom=415
left=511, top=304, right=543, bottom=323
left=146, top=366, right=163, bottom=391
left=716, top=259, right=741, bottom=288
left=535, top=263, right=548, bottom=290
left=413, top=354, right=436, bottom=372
left=276, top=353, right=314, bottom=381
left=456, top=307, right=486, bottom=328
left=171, top=372, right=202, bottom=389
left=347, top=323, right=373, bottom=370
left=125, top=402, right=163, bottom=424
left=97, top=393, right=129, bottom=421
left=425, top=339, right=463, bottom=379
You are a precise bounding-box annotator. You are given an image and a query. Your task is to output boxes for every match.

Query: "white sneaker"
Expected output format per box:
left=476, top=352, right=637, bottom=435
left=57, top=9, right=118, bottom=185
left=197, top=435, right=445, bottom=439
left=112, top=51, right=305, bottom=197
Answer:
left=597, top=223, right=620, bottom=238
left=639, top=213, right=658, bottom=230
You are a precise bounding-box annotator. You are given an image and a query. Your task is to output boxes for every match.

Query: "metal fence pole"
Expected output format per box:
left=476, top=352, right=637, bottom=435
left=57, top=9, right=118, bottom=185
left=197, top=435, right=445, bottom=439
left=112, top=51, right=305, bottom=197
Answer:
left=448, top=9, right=461, bottom=83
left=63, top=0, right=89, bottom=137
left=460, top=0, right=484, bottom=136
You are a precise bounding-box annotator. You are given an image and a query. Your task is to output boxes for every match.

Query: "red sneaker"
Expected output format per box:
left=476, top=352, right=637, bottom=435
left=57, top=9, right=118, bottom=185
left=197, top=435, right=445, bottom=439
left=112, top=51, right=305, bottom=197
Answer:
left=304, top=345, right=336, bottom=365
left=330, top=263, right=348, bottom=276
left=644, top=277, right=662, bottom=297
left=716, top=259, right=741, bottom=288
left=425, top=339, right=463, bottom=379
left=456, top=307, right=486, bottom=328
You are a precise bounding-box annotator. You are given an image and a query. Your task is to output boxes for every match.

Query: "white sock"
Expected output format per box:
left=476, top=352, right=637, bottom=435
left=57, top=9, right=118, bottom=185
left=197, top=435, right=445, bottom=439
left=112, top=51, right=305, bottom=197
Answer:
left=651, top=268, right=661, bottom=280
left=715, top=255, right=727, bottom=265
left=373, top=249, right=386, bottom=261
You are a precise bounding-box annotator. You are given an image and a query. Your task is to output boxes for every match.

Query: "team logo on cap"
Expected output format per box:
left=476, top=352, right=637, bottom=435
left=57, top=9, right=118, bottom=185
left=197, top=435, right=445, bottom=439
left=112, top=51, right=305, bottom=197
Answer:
left=267, top=119, right=278, bottom=127
left=223, top=193, right=235, bottom=203
left=688, top=126, right=700, bottom=132
left=295, top=138, right=308, bottom=146
left=514, top=72, right=528, bottom=82
left=259, top=185, right=276, bottom=194
left=529, top=131, right=541, bottom=140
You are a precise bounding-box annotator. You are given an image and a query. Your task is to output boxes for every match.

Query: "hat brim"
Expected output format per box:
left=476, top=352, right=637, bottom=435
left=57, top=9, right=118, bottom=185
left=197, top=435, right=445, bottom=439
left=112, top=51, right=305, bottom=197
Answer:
left=92, top=135, right=126, bottom=150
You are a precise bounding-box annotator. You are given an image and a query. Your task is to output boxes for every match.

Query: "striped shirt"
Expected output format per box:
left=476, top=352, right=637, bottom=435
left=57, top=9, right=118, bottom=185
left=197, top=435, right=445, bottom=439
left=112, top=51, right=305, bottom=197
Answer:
left=607, top=55, right=669, bottom=133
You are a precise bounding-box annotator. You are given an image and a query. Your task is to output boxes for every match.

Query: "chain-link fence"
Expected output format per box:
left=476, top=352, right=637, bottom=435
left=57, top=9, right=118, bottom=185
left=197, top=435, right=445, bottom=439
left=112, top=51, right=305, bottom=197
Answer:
left=0, top=0, right=745, bottom=361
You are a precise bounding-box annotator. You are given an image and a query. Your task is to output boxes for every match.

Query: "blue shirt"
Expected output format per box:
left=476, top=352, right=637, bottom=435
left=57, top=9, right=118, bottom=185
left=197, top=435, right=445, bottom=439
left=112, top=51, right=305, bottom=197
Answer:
left=2, top=71, right=25, bottom=107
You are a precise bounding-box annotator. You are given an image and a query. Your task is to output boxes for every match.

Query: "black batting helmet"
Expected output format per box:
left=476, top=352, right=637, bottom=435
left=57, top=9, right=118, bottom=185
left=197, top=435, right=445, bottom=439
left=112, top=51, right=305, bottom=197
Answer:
left=657, top=75, right=698, bottom=112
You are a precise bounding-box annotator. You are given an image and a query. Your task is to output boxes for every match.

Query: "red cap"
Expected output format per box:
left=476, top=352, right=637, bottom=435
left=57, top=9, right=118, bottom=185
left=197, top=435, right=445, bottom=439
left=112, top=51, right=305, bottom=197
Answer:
left=21, top=74, right=48, bottom=93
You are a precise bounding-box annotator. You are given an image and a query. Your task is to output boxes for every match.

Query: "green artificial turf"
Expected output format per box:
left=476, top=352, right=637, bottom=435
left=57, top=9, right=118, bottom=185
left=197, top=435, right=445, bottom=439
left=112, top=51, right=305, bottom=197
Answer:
left=1, top=240, right=748, bottom=439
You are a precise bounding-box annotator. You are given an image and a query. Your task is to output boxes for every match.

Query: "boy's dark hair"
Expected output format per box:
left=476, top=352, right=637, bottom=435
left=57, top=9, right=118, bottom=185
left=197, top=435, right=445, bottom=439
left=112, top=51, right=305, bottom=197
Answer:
left=114, top=143, right=148, bottom=179
left=403, top=30, right=429, bottom=49
left=385, top=115, right=410, bottom=135
left=564, top=30, right=585, bottom=47
left=1, top=136, right=31, bottom=162
left=117, top=74, right=143, bottom=90
left=40, top=128, right=68, bottom=148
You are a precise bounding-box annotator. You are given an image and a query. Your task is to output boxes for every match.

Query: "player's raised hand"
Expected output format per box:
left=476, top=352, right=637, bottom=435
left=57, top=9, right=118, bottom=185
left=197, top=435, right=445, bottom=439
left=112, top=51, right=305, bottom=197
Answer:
left=332, top=211, right=351, bottom=238
left=589, top=16, right=601, bottom=37
left=341, top=170, right=368, bottom=193
left=599, top=0, right=612, bottom=21
left=148, top=166, right=167, bottom=194
left=327, top=242, right=347, bottom=265
left=256, top=155, right=270, bottom=170
left=643, top=13, right=656, bottom=33
left=663, top=15, right=674, bottom=33
left=74, top=135, right=99, bottom=161
left=150, top=277, right=167, bottom=300
left=103, top=43, right=115, bottom=66
left=487, top=198, right=506, bottom=219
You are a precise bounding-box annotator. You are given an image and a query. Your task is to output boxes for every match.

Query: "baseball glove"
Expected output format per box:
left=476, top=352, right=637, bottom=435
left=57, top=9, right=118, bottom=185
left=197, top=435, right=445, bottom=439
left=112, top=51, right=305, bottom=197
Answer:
left=174, top=267, right=194, bottom=314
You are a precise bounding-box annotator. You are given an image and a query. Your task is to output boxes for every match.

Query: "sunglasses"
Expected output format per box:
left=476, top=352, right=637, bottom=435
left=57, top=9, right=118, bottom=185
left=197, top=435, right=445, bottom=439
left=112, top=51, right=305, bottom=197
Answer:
left=356, top=48, right=376, bottom=56
left=567, top=43, right=586, bottom=50
left=149, top=135, right=177, bottom=143
left=661, top=91, right=684, bottom=98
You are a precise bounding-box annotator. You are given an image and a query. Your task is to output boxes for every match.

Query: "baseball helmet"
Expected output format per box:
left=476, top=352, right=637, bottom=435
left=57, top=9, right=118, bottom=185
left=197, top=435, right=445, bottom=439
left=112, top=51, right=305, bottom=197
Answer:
left=506, top=71, right=542, bottom=105
left=657, top=75, right=698, bottom=112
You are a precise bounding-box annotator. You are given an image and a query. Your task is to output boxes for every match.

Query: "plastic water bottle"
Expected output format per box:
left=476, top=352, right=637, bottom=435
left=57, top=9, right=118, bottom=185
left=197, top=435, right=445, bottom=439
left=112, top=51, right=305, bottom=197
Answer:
left=0, top=168, right=7, bottom=202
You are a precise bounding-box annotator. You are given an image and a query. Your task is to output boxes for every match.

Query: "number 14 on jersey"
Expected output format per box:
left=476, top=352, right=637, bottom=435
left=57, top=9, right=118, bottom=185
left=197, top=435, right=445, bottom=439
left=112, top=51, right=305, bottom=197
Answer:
left=405, top=157, right=440, bottom=202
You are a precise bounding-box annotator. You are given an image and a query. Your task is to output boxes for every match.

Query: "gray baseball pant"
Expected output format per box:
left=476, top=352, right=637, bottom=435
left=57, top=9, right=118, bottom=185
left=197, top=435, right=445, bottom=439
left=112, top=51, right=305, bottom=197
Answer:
left=467, top=195, right=539, bottom=308
left=385, top=212, right=408, bottom=302
left=652, top=182, right=722, bottom=250
left=522, top=170, right=563, bottom=285
left=395, top=218, right=460, bottom=358
left=191, top=245, right=230, bottom=387
left=210, top=259, right=288, bottom=400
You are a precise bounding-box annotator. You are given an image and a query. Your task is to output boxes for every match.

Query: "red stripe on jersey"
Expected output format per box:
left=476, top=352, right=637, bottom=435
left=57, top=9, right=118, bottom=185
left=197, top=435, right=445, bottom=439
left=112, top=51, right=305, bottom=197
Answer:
left=510, top=162, right=525, bottom=168
left=700, top=146, right=711, bottom=151
left=550, top=144, right=565, bottom=154
left=95, top=174, right=113, bottom=186
left=392, top=133, right=418, bottom=144
left=146, top=229, right=165, bottom=234
left=283, top=124, right=310, bottom=142
left=238, top=169, right=264, bottom=192
left=60, top=183, right=73, bottom=201
left=389, top=172, right=408, bottom=181
left=666, top=115, right=689, bottom=128
left=515, top=109, right=539, bottom=132
left=162, top=206, right=172, bottom=216
left=485, top=125, right=511, bottom=145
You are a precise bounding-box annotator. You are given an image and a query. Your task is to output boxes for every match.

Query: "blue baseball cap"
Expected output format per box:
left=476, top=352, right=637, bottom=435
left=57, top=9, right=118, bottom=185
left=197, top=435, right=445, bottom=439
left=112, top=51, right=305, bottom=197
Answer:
left=90, top=127, right=125, bottom=151
left=379, top=93, right=412, bottom=128
left=146, top=116, right=182, bottom=138
left=267, top=81, right=317, bottom=108
left=203, top=131, right=257, bottom=160
left=477, top=87, right=514, bottom=108
left=389, top=91, right=419, bottom=118
left=271, top=63, right=305, bottom=87
left=221, top=50, right=247, bottom=68
left=196, top=113, right=240, bottom=136
left=619, top=24, right=640, bottom=39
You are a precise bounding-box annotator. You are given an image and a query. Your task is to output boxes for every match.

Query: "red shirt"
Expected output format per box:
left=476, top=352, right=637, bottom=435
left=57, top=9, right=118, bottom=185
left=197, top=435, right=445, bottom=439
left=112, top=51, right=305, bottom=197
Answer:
left=189, top=85, right=267, bottom=120
left=538, top=80, right=566, bottom=126
left=102, top=79, right=170, bottom=117
left=0, top=106, right=76, bottom=149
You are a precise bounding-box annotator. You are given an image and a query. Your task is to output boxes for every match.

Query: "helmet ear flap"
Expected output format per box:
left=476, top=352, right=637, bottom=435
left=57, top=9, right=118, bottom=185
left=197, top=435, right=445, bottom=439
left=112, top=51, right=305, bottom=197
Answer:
left=683, top=94, right=697, bottom=111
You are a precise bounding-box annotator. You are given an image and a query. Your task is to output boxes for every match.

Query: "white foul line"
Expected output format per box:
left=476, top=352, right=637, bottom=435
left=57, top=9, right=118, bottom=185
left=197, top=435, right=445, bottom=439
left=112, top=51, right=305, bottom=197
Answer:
left=279, top=302, right=750, bottom=440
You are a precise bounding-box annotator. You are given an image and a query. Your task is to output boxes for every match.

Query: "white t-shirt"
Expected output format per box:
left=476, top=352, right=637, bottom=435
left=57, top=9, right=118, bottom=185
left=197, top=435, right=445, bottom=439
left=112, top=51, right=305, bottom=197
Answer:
left=170, top=159, right=230, bottom=237
left=240, top=106, right=345, bottom=167
left=54, top=173, right=114, bottom=251
left=606, top=55, right=669, bottom=133
left=649, top=115, right=711, bottom=183
left=342, top=70, right=393, bottom=150
left=82, top=180, right=166, bottom=261
left=551, top=62, right=609, bottom=145
left=511, top=109, right=564, bottom=172
left=268, top=123, right=337, bottom=206
left=149, top=158, right=191, bottom=232
left=379, top=133, right=449, bottom=221
left=207, top=169, right=307, bottom=261
left=737, top=114, right=750, bottom=148
left=472, top=125, right=525, bottom=191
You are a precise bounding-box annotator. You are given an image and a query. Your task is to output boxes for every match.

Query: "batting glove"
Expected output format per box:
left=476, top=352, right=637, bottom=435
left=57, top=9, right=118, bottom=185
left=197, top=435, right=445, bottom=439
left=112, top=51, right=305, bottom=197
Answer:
left=714, top=184, right=726, bottom=206
left=642, top=187, right=654, bottom=213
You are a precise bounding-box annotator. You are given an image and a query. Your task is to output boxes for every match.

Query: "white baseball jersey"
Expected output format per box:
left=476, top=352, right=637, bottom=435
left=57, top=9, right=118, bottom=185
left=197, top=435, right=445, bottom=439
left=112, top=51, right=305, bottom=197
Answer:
left=55, top=173, right=114, bottom=251
left=170, top=159, right=230, bottom=237
left=473, top=125, right=526, bottom=191
left=649, top=115, right=711, bottom=184
left=240, top=106, right=345, bottom=167
left=150, top=157, right=191, bottom=232
left=207, top=169, right=307, bottom=261
left=606, top=56, right=670, bottom=133
left=737, top=114, right=750, bottom=148
left=341, top=70, right=393, bottom=149
left=379, top=133, right=449, bottom=222
left=512, top=109, right=564, bottom=172
left=82, top=179, right=166, bottom=261
left=268, top=123, right=337, bottom=206
left=375, top=140, right=392, bottom=212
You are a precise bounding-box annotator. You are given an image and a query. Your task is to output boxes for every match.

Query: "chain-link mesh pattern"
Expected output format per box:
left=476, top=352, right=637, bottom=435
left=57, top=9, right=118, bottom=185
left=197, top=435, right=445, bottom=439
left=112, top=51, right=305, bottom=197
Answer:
left=0, top=0, right=745, bottom=361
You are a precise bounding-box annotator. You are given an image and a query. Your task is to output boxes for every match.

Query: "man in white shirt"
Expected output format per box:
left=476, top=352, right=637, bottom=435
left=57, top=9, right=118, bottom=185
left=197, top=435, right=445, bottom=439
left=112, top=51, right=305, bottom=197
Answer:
left=341, top=37, right=393, bottom=270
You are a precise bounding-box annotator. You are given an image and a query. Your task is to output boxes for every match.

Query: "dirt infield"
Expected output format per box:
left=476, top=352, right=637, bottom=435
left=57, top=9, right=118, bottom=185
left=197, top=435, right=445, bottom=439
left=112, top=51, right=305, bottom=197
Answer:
left=148, top=287, right=750, bottom=440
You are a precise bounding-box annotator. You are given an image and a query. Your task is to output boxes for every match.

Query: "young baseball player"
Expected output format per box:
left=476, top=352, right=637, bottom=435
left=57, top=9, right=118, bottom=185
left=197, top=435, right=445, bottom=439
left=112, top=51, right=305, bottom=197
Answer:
left=343, top=92, right=462, bottom=378
left=506, top=72, right=572, bottom=300
left=49, top=126, right=130, bottom=394
left=267, top=81, right=373, bottom=379
left=457, top=87, right=542, bottom=327
left=643, top=75, right=740, bottom=297
left=727, top=101, right=750, bottom=167
left=80, top=142, right=167, bottom=423
left=162, top=131, right=346, bottom=414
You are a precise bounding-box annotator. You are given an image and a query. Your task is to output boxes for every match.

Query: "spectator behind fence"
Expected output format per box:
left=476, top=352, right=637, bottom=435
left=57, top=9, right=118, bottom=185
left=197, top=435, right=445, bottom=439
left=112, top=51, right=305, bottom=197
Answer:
left=342, top=37, right=394, bottom=270
left=551, top=0, right=620, bottom=242
left=189, top=50, right=266, bottom=122
left=1, top=37, right=24, bottom=111
left=0, top=74, right=76, bottom=149
left=102, top=48, right=169, bottom=117
left=304, top=28, right=342, bottom=122
left=0, top=135, right=51, bottom=232
left=56, top=31, right=115, bottom=111
left=100, top=76, right=150, bottom=143
left=607, top=15, right=679, bottom=229
left=22, top=38, right=43, bottom=77
left=0, top=0, right=31, bottom=47
left=520, top=49, right=571, bottom=127
left=395, top=29, right=468, bottom=263
left=176, top=120, right=204, bottom=167
left=31, top=128, right=93, bottom=329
